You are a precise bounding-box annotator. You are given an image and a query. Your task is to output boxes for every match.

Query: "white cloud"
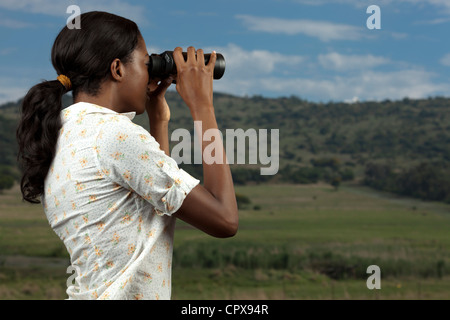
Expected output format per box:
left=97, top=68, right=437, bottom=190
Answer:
left=147, top=46, right=164, bottom=56
left=207, top=43, right=305, bottom=75
left=236, top=14, right=366, bottom=42
left=0, top=78, right=28, bottom=105
left=293, top=0, right=450, bottom=13
left=0, top=47, right=18, bottom=56
left=200, top=43, right=306, bottom=95
left=0, top=66, right=58, bottom=105
left=318, top=52, right=391, bottom=71
left=195, top=44, right=447, bottom=102
left=257, top=69, right=446, bottom=101
left=0, top=0, right=146, bottom=25
left=293, top=0, right=362, bottom=6
left=0, top=15, right=33, bottom=28
left=440, top=53, right=450, bottom=67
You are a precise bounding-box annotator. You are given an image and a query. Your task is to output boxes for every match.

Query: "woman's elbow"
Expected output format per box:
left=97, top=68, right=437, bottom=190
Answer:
left=218, top=208, right=239, bottom=238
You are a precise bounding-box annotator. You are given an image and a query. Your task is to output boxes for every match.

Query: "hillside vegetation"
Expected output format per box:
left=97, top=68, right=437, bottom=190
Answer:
left=1, top=92, right=449, bottom=202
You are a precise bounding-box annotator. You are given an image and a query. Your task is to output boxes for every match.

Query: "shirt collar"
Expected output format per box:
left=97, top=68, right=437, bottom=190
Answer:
left=61, top=102, right=136, bottom=123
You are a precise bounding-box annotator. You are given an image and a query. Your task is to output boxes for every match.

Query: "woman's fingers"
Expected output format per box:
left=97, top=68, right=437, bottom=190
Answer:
left=207, top=50, right=217, bottom=72
left=174, top=46, right=215, bottom=68
left=186, top=46, right=196, bottom=64
left=173, top=47, right=185, bottom=73
left=147, top=75, right=173, bottom=97
left=197, top=48, right=205, bottom=67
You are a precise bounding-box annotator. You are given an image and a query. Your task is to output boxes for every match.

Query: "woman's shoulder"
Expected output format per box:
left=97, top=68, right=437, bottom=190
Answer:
left=95, top=115, right=155, bottom=152
left=98, top=113, right=145, bottom=135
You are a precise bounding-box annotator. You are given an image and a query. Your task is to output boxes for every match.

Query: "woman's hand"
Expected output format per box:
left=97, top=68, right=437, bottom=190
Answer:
left=173, top=46, right=217, bottom=114
left=145, top=76, right=174, bottom=122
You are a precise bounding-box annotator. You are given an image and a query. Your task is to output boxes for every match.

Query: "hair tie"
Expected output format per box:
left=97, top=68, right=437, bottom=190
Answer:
left=57, top=74, right=72, bottom=91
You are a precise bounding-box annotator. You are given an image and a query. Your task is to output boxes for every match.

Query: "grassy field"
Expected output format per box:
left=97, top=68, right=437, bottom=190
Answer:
left=0, top=182, right=449, bottom=300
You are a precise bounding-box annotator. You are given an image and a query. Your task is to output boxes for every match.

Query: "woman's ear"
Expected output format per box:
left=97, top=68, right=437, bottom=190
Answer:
left=110, top=58, right=124, bottom=82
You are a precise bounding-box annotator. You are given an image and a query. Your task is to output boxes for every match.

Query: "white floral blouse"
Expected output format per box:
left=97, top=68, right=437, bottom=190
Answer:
left=41, top=102, right=199, bottom=300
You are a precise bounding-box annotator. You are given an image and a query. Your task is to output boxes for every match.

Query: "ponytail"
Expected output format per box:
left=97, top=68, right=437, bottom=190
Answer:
left=16, top=80, right=66, bottom=203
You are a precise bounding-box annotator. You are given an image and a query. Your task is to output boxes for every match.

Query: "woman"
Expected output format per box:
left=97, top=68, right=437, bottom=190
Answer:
left=16, top=11, right=238, bottom=300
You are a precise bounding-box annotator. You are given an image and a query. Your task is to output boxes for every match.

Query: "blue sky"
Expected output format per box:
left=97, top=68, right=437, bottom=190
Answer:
left=1, top=0, right=450, bottom=104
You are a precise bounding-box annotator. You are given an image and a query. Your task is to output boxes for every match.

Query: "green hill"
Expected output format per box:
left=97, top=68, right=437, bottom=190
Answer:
left=1, top=92, right=450, bottom=202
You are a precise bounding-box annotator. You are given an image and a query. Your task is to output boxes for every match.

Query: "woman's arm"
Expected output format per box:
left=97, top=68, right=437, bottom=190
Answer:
left=172, top=47, right=238, bottom=238
left=146, top=78, right=173, bottom=156
left=149, top=118, right=169, bottom=155
left=148, top=96, right=170, bottom=156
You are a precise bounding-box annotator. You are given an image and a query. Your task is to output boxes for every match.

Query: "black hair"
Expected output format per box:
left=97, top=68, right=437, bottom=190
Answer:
left=16, top=11, right=141, bottom=203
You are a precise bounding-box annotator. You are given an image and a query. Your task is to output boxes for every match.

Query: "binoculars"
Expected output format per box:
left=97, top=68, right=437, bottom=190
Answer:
left=148, top=51, right=225, bottom=82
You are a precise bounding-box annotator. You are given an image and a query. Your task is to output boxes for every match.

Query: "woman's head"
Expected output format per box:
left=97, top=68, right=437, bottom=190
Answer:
left=53, top=11, right=144, bottom=103
left=17, top=11, right=145, bottom=203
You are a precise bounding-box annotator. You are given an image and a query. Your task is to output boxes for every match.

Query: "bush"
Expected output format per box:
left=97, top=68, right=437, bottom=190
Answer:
left=330, top=176, right=341, bottom=190
left=235, top=193, right=251, bottom=209
left=364, top=161, right=450, bottom=202
left=340, top=168, right=355, bottom=181
left=290, top=167, right=321, bottom=184
left=0, top=175, right=14, bottom=192
left=173, top=242, right=450, bottom=280
left=231, top=167, right=272, bottom=185
left=310, top=157, right=341, bottom=170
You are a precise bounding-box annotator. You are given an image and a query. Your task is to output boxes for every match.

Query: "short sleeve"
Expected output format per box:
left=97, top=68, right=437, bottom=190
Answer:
left=94, top=117, right=199, bottom=216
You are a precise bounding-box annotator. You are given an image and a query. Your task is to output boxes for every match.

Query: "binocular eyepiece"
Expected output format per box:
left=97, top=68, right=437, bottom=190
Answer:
left=148, top=51, right=226, bottom=82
